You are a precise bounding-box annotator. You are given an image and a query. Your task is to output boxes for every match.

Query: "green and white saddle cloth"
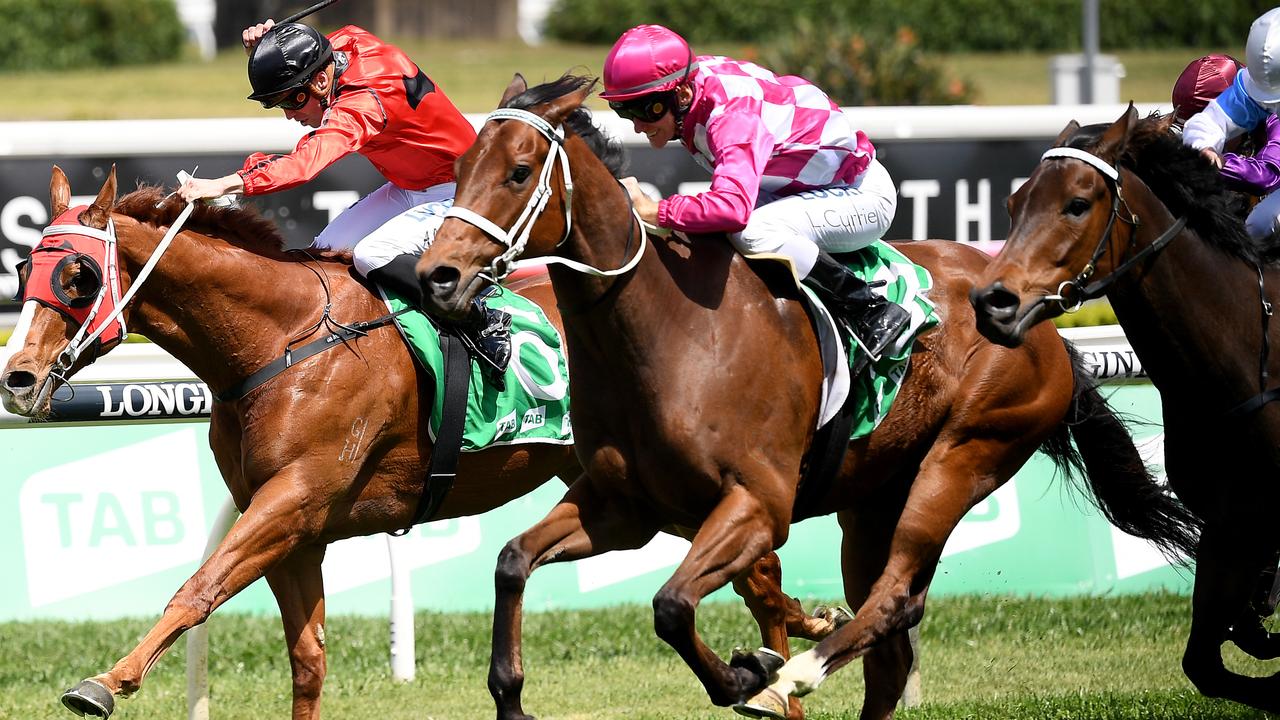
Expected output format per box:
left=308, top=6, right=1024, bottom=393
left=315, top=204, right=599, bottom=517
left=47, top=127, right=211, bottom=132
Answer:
left=834, top=241, right=938, bottom=440
left=753, top=239, right=938, bottom=441
left=383, top=287, right=573, bottom=451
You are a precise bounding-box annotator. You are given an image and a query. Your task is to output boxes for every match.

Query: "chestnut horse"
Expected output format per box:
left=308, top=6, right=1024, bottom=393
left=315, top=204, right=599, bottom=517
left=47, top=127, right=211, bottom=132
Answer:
left=0, top=167, right=840, bottom=720
left=416, top=75, right=1201, bottom=719
left=972, top=106, right=1280, bottom=714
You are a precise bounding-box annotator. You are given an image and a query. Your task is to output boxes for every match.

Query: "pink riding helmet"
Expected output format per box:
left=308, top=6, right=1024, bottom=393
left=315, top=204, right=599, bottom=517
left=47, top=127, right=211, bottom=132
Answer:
left=1172, top=54, right=1243, bottom=122
left=600, top=24, right=697, bottom=101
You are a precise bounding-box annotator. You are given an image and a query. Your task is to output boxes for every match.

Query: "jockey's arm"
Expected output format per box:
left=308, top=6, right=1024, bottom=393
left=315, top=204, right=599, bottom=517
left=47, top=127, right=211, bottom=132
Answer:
left=620, top=177, right=659, bottom=225
left=178, top=174, right=245, bottom=203
left=655, top=111, right=772, bottom=234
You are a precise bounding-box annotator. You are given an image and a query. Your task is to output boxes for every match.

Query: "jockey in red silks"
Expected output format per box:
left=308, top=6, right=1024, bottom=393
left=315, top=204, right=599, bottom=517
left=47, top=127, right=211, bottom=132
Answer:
left=178, top=20, right=511, bottom=377
left=603, top=24, right=909, bottom=361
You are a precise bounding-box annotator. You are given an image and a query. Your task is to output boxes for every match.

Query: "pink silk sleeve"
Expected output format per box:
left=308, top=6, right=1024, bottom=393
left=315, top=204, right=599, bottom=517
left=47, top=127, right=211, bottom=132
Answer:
left=658, top=111, right=774, bottom=233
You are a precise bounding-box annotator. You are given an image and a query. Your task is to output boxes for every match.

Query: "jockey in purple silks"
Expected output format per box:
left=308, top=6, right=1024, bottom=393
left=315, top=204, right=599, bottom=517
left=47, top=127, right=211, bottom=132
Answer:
left=604, top=24, right=910, bottom=361
left=1181, top=10, right=1280, bottom=239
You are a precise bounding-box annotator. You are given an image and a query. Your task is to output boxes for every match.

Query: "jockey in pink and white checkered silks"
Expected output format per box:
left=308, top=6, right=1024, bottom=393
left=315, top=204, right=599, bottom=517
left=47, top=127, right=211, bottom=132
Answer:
left=604, top=24, right=909, bottom=361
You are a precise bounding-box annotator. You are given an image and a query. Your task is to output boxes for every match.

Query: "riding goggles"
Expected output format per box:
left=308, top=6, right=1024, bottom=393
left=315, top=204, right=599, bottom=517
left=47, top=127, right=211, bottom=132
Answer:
left=260, top=85, right=311, bottom=111
left=609, top=92, right=675, bottom=123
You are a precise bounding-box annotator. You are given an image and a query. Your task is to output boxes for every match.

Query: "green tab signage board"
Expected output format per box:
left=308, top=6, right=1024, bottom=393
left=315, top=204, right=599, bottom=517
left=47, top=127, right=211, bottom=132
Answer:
left=0, top=383, right=1184, bottom=621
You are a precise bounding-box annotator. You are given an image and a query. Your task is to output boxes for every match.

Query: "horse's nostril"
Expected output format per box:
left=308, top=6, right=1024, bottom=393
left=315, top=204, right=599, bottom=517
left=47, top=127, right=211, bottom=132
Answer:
left=972, top=282, right=1021, bottom=318
left=426, top=265, right=461, bottom=293
left=2, top=370, right=36, bottom=391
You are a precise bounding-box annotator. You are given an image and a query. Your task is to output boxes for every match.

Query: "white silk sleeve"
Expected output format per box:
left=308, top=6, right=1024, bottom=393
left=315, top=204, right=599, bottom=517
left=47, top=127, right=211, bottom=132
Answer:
left=1182, top=102, right=1244, bottom=153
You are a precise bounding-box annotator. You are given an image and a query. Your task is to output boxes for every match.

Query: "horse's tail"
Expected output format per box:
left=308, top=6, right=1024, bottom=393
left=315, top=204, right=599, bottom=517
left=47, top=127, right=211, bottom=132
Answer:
left=1037, top=341, right=1202, bottom=564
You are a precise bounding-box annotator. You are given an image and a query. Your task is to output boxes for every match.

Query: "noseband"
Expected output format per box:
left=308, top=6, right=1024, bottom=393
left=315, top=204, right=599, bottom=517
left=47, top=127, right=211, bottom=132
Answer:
left=443, top=107, right=647, bottom=282
left=1037, top=146, right=1186, bottom=313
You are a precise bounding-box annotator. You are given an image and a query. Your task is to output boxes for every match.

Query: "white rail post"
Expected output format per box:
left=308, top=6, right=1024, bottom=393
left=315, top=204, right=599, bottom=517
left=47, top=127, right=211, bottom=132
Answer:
left=387, top=533, right=416, bottom=682
left=186, top=497, right=240, bottom=720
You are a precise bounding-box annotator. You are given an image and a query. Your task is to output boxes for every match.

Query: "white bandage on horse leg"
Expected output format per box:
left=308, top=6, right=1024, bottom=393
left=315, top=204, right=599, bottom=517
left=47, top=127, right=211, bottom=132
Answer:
left=772, top=648, right=829, bottom=697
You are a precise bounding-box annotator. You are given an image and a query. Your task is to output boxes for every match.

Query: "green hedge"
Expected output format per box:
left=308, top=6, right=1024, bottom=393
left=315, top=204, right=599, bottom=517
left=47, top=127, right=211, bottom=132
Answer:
left=546, top=0, right=1257, bottom=52
left=0, top=0, right=184, bottom=72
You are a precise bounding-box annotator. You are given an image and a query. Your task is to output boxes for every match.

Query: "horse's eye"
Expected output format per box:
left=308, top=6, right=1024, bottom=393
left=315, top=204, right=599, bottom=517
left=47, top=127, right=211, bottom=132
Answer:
left=1064, top=198, right=1091, bottom=217
left=510, top=165, right=532, bottom=184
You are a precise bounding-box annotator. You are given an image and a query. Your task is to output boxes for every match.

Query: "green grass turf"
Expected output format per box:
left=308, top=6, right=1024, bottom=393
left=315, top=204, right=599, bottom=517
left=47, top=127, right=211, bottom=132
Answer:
left=1, top=593, right=1273, bottom=719
left=0, top=42, right=1241, bottom=119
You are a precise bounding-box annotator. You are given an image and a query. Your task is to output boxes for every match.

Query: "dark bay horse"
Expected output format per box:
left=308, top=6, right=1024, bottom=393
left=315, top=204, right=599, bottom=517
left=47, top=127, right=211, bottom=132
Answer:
left=416, top=75, right=1201, bottom=720
left=0, top=167, right=842, bottom=720
left=972, top=106, right=1280, bottom=714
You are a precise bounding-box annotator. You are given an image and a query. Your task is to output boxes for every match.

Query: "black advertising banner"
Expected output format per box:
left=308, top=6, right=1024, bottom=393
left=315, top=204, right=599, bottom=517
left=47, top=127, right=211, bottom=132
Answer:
left=0, top=136, right=1053, bottom=314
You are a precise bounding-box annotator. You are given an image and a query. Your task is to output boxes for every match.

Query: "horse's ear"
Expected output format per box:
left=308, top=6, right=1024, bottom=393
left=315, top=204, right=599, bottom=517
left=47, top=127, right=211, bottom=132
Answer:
left=50, top=165, right=71, bottom=217
left=79, top=164, right=117, bottom=230
left=1154, top=111, right=1177, bottom=136
left=500, top=73, right=528, bottom=108
left=1052, top=119, right=1081, bottom=147
left=541, top=79, right=594, bottom=127
left=1094, top=102, right=1139, bottom=164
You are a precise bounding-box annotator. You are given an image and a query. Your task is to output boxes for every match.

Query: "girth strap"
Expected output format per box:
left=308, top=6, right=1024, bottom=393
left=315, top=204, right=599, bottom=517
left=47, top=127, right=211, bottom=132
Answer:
left=214, top=310, right=408, bottom=402
left=394, top=330, right=471, bottom=533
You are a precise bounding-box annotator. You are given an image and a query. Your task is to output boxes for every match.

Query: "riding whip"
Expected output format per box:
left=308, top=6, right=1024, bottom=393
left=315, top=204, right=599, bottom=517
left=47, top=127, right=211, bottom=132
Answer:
left=280, top=0, right=344, bottom=25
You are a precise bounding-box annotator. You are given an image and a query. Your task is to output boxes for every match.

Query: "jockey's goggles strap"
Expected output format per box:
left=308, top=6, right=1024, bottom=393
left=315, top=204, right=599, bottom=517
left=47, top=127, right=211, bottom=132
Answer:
left=1041, top=147, right=1120, bottom=182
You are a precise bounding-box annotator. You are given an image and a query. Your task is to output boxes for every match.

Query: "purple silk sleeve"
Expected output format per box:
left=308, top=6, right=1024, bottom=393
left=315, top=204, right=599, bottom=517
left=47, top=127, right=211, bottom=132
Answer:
left=1221, top=115, right=1280, bottom=195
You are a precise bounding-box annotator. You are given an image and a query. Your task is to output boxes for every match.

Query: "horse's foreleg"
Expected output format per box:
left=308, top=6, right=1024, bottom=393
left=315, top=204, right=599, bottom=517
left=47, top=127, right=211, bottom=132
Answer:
left=61, top=471, right=323, bottom=718
left=491, top=476, right=658, bottom=720
left=264, top=545, right=328, bottom=720
left=1226, top=549, right=1280, bottom=660
left=1182, top=520, right=1280, bottom=712
left=652, top=485, right=785, bottom=710
left=747, top=438, right=1009, bottom=720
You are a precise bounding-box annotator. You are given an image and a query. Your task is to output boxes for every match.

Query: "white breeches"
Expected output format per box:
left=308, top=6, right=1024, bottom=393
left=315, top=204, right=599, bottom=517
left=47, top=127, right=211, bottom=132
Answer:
left=310, top=181, right=457, bottom=277
left=1246, top=190, right=1280, bottom=241
left=730, top=159, right=897, bottom=278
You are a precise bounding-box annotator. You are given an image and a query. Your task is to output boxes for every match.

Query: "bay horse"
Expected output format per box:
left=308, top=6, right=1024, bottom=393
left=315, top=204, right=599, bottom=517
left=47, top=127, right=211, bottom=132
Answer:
left=0, top=167, right=844, bottom=720
left=972, top=105, right=1280, bottom=714
left=415, top=74, right=1201, bottom=719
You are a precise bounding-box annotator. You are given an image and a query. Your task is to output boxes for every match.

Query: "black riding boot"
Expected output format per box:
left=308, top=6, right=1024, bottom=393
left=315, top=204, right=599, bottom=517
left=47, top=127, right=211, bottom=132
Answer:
left=460, top=286, right=513, bottom=389
left=802, top=251, right=911, bottom=365
left=367, top=253, right=425, bottom=307
left=368, top=254, right=512, bottom=388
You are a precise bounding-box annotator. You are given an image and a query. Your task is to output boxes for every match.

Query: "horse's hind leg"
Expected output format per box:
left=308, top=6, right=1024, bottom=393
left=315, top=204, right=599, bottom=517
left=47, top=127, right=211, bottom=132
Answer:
left=264, top=545, right=328, bottom=720
left=734, top=551, right=848, bottom=645
left=491, top=475, right=660, bottom=720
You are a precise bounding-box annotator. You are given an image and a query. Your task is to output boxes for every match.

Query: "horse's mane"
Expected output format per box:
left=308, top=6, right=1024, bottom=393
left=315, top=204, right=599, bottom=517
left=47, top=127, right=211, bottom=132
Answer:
left=504, top=74, right=628, bottom=179
left=115, top=186, right=295, bottom=258
left=1068, top=116, right=1278, bottom=265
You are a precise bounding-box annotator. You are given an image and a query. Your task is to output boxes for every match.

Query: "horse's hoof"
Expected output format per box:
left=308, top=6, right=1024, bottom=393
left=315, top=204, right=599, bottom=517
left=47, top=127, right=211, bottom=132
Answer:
left=730, top=646, right=786, bottom=681
left=813, top=605, right=854, bottom=628
left=732, top=687, right=788, bottom=719
left=61, top=679, right=114, bottom=718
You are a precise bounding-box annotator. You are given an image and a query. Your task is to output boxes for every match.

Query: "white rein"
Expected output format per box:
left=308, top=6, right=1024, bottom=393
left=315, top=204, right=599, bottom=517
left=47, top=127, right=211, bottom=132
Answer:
left=443, top=107, right=647, bottom=281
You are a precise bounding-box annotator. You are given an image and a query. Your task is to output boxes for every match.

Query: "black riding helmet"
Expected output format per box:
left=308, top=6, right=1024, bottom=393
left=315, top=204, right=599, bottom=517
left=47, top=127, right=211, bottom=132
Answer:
left=246, top=23, right=333, bottom=104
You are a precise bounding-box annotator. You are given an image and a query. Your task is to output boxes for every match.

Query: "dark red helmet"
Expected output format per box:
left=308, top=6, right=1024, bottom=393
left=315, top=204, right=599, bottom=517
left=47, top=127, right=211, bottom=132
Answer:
left=1172, top=54, right=1243, bottom=122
